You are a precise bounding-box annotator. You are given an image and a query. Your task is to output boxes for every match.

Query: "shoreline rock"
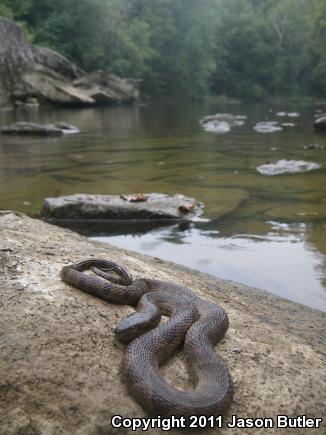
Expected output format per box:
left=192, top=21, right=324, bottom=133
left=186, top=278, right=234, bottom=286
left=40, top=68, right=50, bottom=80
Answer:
left=0, top=211, right=325, bottom=434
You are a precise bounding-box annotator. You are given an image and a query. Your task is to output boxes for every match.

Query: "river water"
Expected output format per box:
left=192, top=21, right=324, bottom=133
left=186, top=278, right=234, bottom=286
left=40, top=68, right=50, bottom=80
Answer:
left=0, top=98, right=325, bottom=310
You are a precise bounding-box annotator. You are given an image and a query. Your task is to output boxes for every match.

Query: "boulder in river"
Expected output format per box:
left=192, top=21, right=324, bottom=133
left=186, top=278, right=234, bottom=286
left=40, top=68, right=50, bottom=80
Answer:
left=314, top=116, right=326, bottom=131
left=0, top=121, right=79, bottom=136
left=276, top=112, right=300, bottom=118
left=257, top=159, right=321, bottom=176
left=254, top=121, right=283, bottom=133
left=14, top=97, right=40, bottom=108
left=303, top=143, right=324, bottom=150
left=199, top=113, right=245, bottom=133
left=200, top=113, right=235, bottom=124
left=202, top=120, right=231, bottom=133
left=41, top=193, right=204, bottom=222
left=0, top=16, right=140, bottom=107
left=53, top=121, right=80, bottom=134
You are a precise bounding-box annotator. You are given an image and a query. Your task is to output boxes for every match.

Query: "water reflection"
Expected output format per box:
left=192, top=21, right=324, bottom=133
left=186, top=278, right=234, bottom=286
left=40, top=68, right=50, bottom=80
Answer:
left=92, top=220, right=326, bottom=311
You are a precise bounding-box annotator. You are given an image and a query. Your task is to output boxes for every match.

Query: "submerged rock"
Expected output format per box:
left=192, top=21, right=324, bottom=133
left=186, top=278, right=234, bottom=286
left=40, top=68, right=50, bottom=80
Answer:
left=314, top=116, right=326, bottom=131
left=276, top=112, right=300, bottom=117
left=202, top=120, right=231, bottom=133
left=0, top=121, right=79, bottom=136
left=200, top=113, right=245, bottom=133
left=200, top=113, right=235, bottom=124
left=265, top=199, right=326, bottom=221
left=41, top=193, right=204, bottom=222
left=303, top=143, right=324, bottom=150
left=0, top=16, right=139, bottom=107
left=53, top=121, right=80, bottom=134
left=254, top=121, right=283, bottom=133
left=257, top=159, right=321, bottom=176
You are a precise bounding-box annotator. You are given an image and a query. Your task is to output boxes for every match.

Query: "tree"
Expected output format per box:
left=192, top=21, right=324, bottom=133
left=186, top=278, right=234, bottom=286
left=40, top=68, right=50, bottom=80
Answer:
left=0, top=1, right=13, bottom=18
left=2, top=0, right=325, bottom=97
left=266, top=0, right=311, bottom=94
left=310, top=0, right=326, bottom=95
left=213, top=0, right=275, bottom=98
left=131, top=0, right=218, bottom=96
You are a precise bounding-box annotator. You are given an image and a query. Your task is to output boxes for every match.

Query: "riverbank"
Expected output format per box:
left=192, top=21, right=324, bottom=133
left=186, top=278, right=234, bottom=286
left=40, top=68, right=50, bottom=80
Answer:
left=0, top=211, right=325, bottom=434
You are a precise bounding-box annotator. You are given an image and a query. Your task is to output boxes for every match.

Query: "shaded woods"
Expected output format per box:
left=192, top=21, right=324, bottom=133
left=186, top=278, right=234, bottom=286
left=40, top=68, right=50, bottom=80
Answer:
left=0, top=0, right=325, bottom=98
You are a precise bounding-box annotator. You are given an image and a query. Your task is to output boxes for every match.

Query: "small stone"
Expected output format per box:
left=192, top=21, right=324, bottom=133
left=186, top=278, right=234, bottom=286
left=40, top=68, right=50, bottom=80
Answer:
left=230, top=348, right=242, bottom=354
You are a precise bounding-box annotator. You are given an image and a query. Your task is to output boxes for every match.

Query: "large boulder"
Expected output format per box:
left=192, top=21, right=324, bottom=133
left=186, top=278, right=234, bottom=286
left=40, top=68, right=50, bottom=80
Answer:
left=73, top=71, right=141, bottom=104
left=41, top=193, right=203, bottom=222
left=0, top=16, right=34, bottom=106
left=0, top=16, right=140, bottom=107
left=32, top=45, right=84, bottom=80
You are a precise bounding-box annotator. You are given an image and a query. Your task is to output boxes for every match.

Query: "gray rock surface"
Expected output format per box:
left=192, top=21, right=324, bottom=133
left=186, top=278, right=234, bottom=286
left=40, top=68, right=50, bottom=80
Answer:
left=314, top=116, right=326, bottom=131
left=0, top=16, right=34, bottom=106
left=200, top=113, right=235, bottom=124
left=0, top=16, right=139, bottom=107
left=0, top=211, right=325, bottom=434
left=303, top=143, right=324, bottom=150
left=199, top=113, right=245, bottom=133
left=41, top=193, right=203, bottom=221
left=1, top=121, right=79, bottom=136
left=254, top=121, right=283, bottom=133
left=257, top=159, right=321, bottom=176
left=73, top=70, right=141, bottom=104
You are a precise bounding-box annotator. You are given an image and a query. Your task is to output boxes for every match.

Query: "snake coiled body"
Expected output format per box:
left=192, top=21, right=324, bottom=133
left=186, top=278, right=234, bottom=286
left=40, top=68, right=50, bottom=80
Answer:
left=61, top=259, right=233, bottom=417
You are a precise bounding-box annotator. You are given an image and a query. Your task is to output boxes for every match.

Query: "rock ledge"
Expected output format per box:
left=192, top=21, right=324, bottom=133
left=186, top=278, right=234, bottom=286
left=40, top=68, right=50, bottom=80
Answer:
left=0, top=211, right=325, bottom=434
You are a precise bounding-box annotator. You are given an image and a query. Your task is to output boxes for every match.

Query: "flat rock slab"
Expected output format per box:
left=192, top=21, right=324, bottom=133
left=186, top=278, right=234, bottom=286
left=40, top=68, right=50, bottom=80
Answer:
left=41, top=193, right=203, bottom=221
left=0, top=121, right=79, bottom=136
left=0, top=211, right=325, bottom=434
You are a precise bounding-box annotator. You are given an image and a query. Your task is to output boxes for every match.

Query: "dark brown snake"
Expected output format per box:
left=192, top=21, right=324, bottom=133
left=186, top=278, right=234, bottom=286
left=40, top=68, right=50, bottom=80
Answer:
left=60, top=259, right=233, bottom=417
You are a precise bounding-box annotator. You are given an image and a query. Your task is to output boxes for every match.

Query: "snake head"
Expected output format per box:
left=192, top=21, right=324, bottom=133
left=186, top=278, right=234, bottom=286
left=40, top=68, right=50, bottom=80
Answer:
left=114, top=311, right=161, bottom=343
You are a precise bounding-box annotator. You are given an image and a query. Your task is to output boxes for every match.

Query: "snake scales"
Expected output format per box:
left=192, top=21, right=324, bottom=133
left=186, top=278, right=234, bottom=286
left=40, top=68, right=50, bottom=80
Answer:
left=61, top=259, right=233, bottom=417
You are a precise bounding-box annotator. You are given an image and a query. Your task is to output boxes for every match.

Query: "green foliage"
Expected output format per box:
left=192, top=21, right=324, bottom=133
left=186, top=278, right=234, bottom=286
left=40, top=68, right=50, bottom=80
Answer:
left=1, top=0, right=32, bottom=18
left=311, top=0, right=326, bottom=94
left=0, top=0, right=13, bottom=18
left=135, top=0, right=218, bottom=95
left=213, top=0, right=273, bottom=98
left=2, top=0, right=326, bottom=97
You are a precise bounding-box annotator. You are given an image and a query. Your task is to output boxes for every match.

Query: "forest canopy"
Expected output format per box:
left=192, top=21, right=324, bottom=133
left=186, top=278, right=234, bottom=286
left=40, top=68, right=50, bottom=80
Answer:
left=1, top=0, right=325, bottom=98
